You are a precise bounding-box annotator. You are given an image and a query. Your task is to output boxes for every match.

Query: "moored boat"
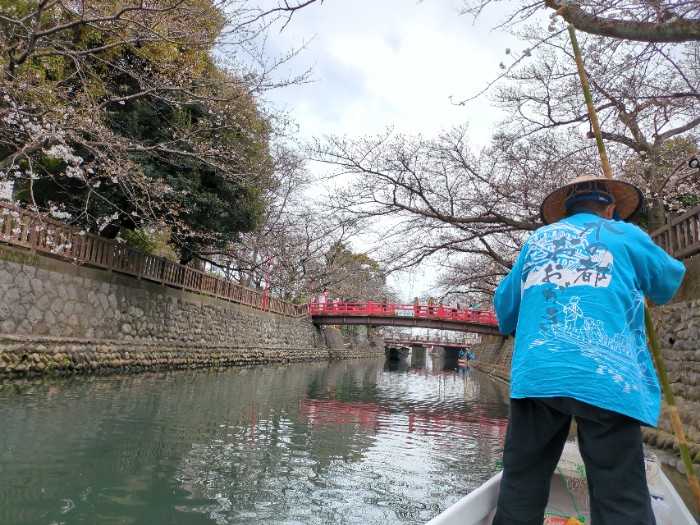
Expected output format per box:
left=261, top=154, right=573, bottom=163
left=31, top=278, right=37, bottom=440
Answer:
left=425, top=443, right=697, bottom=525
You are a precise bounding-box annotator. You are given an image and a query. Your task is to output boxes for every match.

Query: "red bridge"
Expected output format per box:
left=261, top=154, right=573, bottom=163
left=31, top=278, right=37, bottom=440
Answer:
left=310, top=302, right=502, bottom=336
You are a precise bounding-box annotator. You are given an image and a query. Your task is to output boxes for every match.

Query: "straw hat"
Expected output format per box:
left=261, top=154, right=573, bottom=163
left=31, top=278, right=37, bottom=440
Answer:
left=540, top=175, right=643, bottom=225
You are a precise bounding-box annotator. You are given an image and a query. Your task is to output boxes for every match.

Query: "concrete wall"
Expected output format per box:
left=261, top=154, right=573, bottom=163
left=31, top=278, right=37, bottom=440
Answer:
left=0, top=245, right=383, bottom=377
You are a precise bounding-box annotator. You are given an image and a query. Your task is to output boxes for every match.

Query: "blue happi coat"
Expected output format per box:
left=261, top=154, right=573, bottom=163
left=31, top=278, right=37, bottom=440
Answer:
left=494, top=212, right=686, bottom=426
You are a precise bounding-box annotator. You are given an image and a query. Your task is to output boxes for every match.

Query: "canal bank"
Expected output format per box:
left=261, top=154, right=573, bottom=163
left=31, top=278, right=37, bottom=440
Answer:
left=0, top=245, right=383, bottom=378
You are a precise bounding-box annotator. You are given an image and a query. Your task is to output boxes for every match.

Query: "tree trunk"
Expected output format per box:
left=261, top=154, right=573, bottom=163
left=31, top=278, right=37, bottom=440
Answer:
left=646, top=195, right=667, bottom=233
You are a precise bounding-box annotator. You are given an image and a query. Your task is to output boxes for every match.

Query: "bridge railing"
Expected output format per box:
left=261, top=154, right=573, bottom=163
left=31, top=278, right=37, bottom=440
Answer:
left=309, top=301, right=499, bottom=326
left=385, top=333, right=471, bottom=344
left=384, top=337, right=471, bottom=346
left=0, top=201, right=308, bottom=318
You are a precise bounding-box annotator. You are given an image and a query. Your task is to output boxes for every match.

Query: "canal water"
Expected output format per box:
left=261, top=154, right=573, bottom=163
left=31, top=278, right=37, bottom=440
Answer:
left=0, top=352, right=510, bottom=525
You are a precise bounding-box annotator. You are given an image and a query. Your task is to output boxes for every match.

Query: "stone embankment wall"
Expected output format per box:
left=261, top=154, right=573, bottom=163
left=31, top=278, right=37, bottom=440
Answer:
left=650, top=299, right=700, bottom=467
left=0, top=245, right=383, bottom=377
left=321, top=325, right=385, bottom=360
left=471, top=293, right=700, bottom=468
left=471, top=337, right=513, bottom=382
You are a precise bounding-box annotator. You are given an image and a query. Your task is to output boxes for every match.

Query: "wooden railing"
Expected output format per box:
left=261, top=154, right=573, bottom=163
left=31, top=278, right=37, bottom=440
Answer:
left=0, top=202, right=308, bottom=318
left=650, top=204, right=700, bottom=261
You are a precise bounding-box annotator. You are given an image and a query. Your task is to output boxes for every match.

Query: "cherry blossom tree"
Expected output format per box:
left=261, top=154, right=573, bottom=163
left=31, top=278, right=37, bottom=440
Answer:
left=460, top=0, right=700, bottom=43
left=0, top=0, right=320, bottom=261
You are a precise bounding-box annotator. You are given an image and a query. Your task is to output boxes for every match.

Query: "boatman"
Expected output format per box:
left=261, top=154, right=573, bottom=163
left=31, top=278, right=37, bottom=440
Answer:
left=493, top=175, right=686, bottom=525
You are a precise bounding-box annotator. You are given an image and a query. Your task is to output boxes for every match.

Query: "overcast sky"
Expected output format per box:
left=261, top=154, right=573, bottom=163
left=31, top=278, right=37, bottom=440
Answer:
left=261, top=0, right=516, bottom=142
left=257, top=0, right=519, bottom=300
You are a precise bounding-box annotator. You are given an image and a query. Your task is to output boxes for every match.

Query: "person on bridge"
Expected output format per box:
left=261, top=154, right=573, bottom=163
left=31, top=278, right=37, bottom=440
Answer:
left=492, top=175, right=686, bottom=525
left=318, top=289, right=329, bottom=311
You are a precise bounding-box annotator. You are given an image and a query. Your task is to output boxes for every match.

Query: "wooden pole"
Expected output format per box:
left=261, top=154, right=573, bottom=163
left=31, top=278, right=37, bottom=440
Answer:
left=645, top=303, right=700, bottom=512
left=567, top=25, right=612, bottom=180
left=567, top=24, right=700, bottom=513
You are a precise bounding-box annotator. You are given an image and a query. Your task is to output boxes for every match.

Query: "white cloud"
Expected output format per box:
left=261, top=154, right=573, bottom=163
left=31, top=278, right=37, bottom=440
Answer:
left=262, top=0, right=515, bottom=141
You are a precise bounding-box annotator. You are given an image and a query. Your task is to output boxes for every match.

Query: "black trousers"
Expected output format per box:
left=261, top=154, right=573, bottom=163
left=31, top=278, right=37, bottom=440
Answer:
left=492, top=397, right=656, bottom=525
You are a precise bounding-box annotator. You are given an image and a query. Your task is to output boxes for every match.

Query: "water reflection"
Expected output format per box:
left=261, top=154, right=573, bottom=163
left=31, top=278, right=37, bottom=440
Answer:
left=0, top=350, right=509, bottom=525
